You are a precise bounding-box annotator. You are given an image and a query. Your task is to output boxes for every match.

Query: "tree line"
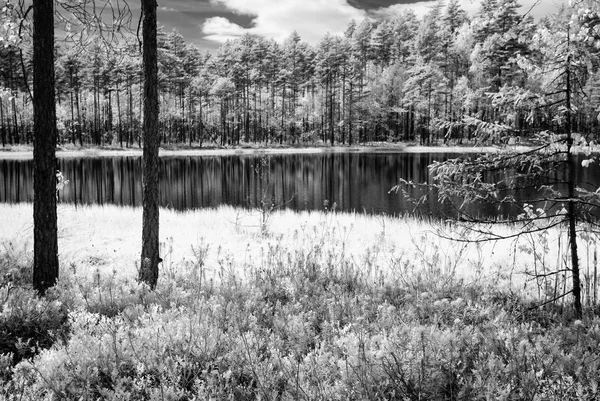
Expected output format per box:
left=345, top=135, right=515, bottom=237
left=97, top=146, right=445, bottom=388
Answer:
left=1, top=0, right=599, bottom=149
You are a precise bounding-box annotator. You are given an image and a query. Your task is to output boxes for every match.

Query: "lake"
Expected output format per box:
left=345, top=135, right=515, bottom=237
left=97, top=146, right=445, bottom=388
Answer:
left=1, top=152, right=598, bottom=218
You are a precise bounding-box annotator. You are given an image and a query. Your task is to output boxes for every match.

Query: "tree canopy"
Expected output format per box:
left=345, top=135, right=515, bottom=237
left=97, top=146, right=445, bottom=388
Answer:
left=1, top=0, right=599, bottom=148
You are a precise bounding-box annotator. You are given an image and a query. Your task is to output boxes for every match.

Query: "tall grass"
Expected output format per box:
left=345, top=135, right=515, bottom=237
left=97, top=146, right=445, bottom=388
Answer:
left=0, top=204, right=522, bottom=282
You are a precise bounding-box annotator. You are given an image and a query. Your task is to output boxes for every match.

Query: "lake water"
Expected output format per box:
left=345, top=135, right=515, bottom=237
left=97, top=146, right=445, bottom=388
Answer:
left=1, top=152, right=598, bottom=217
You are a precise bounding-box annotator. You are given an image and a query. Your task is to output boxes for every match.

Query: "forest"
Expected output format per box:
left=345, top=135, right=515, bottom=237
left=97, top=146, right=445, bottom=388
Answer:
left=1, top=0, right=600, bottom=149
left=5, top=1, right=600, bottom=398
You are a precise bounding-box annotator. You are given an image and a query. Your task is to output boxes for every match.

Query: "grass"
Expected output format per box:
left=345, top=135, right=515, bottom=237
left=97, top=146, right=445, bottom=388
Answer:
left=1, top=203, right=600, bottom=399
left=1, top=203, right=516, bottom=284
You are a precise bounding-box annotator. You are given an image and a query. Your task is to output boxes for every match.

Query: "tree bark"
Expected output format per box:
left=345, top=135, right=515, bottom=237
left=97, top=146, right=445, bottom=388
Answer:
left=32, top=0, right=59, bottom=295
left=566, top=47, right=582, bottom=318
left=0, top=99, right=6, bottom=147
left=140, top=0, right=160, bottom=289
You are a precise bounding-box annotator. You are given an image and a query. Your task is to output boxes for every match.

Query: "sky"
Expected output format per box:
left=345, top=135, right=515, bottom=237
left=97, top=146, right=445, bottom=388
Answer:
left=149, top=0, right=568, bottom=51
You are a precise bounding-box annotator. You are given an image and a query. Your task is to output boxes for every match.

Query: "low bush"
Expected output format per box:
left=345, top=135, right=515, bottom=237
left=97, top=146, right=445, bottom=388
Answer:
left=2, top=210, right=600, bottom=399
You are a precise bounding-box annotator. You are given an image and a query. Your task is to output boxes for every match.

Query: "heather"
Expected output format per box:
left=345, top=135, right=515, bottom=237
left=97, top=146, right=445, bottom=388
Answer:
left=0, top=204, right=598, bottom=399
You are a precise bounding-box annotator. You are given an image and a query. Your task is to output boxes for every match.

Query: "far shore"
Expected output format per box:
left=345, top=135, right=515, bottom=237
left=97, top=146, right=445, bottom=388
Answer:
left=0, top=143, right=531, bottom=159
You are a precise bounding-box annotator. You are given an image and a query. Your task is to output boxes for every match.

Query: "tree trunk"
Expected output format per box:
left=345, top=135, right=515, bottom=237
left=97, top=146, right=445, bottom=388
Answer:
left=69, top=91, right=75, bottom=145
left=32, top=0, right=59, bottom=295
left=348, top=80, right=353, bottom=147
left=128, top=74, right=134, bottom=147
left=198, top=91, right=203, bottom=145
left=116, top=84, right=122, bottom=148
left=140, top=0, right=160, bottom=289
left=0, top=99, right=6, bottom=147
left=11, top=94, right=19, bottom=144
left=329, top=73, right=334, bottom=146
left=75, top=70, right=83, bottom=146
left=566, top=48, right=582, bottom=318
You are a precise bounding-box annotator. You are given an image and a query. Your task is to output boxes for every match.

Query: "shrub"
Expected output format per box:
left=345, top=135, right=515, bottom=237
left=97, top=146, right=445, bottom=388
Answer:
left=0, top=286, right=68, bottom=373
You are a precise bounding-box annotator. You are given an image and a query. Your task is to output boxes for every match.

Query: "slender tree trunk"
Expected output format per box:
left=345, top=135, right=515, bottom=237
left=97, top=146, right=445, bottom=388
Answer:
left=138, top=72, right=143, bottom=148
left=198, top=91, right=203, bottom=145
left=8, top=52, right=20, bottom=144
left=107, top=89, right=113, bottom=142
left=0, top=98, right=6, bottom=147
left=281, top=84, right=285, bottom=142
left=116, top=84, right=122, bottom=148
left=188, top=87, right=193, bottom=146
left=128, top=74, right=134, bottom=147
left=68, top=68, right=75, bottom=145
left=348, top=80, right=353, bottom=146
left=75, top=71, right=82, bottom=146
left=566, top=46, right=582, bottom=317
left=140, top=0, right=160, bottom=289
left=11, top=95, right=19, bottom=144
left=32, top=0, right=58, bottom=295
left=81, top=95, right=87, bottom=143
left=329, top=73, right=334, bottom=146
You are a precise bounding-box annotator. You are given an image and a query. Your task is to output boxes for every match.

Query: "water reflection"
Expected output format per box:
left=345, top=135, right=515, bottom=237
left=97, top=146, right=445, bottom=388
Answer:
left=1, top=152, right=598, bottom=217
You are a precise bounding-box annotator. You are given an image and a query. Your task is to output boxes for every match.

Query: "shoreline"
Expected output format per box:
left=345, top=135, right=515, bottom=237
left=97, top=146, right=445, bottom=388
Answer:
left=0, top=143, right=527, bottom=159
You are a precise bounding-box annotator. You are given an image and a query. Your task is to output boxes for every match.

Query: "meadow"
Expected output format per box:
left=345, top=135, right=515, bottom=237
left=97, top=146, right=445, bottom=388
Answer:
left=1, top=203, right=600, bottom=400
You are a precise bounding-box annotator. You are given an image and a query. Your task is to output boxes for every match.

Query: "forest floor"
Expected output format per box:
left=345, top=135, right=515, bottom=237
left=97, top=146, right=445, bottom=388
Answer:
left=2, top=204, right=600, bottom=398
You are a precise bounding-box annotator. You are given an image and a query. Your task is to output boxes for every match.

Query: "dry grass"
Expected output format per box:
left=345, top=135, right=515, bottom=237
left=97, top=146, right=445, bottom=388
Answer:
left=0, top=203, right=575, bottom=296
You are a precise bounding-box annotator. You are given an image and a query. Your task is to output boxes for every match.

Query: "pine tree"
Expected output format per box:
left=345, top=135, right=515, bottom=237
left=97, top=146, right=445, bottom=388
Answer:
left=139, top=0, right=160, bottom=289
left=32, top=0, right=59, bottom=295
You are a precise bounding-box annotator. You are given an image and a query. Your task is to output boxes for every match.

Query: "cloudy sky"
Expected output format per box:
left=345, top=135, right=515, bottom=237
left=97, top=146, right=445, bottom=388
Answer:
left=149, top=0, right=567, bottom=51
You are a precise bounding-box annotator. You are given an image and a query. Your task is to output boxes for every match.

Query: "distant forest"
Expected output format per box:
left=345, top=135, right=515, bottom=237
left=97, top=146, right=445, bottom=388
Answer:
left=1, top=0, right=600, bottom=148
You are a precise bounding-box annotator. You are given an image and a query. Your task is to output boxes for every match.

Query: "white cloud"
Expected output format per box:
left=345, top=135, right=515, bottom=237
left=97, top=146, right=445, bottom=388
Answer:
left=202, top=0, right=567, bottom=45
left=202, top=16, right=248, bottom=43
left=372, top=0, right=566, bottom=20
left=369, top=2, right=436, bottom=19
left=204, top=0, right=366, bottom=44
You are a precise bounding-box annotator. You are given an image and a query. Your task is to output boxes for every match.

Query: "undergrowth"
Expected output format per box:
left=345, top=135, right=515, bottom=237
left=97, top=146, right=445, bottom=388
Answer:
left=1, top=218, right=600, bottom=400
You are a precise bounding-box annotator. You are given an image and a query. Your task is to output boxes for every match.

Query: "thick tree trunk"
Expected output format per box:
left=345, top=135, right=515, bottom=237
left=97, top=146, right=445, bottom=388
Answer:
left=32, top=0, right=58, bottom=295
left=140, top=0, right=160, bottom=289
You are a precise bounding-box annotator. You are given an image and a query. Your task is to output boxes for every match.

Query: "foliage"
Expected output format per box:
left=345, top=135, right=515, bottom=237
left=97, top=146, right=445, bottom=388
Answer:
left=2, top=0, right=600, bottom=148
left=2, top=215, right=600, bottom=399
